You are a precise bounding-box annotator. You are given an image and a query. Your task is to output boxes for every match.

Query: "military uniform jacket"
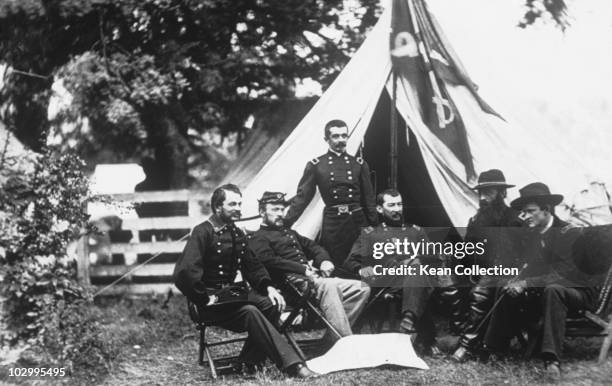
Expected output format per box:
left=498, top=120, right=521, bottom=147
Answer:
left=249, top=224, right=331, bottom=281
left=173, top=214, right=273, bottom=307
left=344, top=222, right=430, bottom=275
left=285, top=150, right=378, bottom=226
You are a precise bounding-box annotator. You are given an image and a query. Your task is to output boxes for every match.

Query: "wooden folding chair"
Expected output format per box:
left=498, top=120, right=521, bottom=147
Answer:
left=565, top=266, right=612, bottom=363
left=187, top=301, right=247, bottom=379
left=524, top=265, right=612, bottom=364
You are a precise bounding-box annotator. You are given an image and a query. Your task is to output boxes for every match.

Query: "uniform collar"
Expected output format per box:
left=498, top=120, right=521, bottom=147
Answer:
left=381, top=222, right=408, bottom=231
left=327, top=149, right=345, bottom=158
left=208, top=213, right=232, bottom=232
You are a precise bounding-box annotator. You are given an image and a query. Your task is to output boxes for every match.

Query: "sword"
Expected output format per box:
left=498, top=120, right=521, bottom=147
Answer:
left=472, top=263, right=529, bottom=334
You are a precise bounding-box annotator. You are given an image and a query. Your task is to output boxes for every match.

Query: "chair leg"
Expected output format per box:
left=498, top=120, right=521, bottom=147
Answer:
left=204, top=345, right=217, bottom=379
left=285, top=330, right=307, bottom=361
left=305, top=300, right=342, bottom=340
left=523, top=331, right=539, bottom=359
left=198, top=327, right=205, bottom=365
left=598, top=319, right=612, bottom=364
left=200, top=326, right=218, bottom=379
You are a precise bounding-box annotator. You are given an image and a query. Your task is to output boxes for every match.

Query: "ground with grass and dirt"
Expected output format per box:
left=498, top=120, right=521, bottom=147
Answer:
left=2, top=295, right=610, bottom=385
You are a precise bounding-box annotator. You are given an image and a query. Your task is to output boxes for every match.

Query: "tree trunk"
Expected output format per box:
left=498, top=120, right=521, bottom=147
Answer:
left=139, top=104, right=191, bottom=190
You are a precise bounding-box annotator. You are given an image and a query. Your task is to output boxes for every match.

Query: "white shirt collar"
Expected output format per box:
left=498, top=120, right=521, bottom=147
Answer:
left=540, top=215, right=554, bottom=234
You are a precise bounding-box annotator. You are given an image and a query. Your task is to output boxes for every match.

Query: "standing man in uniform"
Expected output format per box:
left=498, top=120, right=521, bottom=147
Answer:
left=285, top=119, right=378, bottom=275
left=249, top=191, right=371, bottom=342
left=451, top=169, right=524, bottom=361
left=173, top=184, right=317, bottom=378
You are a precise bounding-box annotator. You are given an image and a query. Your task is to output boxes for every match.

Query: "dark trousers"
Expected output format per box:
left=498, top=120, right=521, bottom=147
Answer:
left=320, top=210, right=367, bottom=273
left=371, top=258, right=436, bottom=345
left=202, top=291, right=302, bottom=369
left=484, top=284, right=593, bottom=360
left=458, top=278, right=496, bottom=349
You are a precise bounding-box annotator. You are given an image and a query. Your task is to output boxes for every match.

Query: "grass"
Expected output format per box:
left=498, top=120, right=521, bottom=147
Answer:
left=2, top=295, right=611, bottom=385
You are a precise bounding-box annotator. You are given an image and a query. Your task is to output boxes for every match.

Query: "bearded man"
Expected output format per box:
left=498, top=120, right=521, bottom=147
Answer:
left=451, top=169, right=524, bottom=362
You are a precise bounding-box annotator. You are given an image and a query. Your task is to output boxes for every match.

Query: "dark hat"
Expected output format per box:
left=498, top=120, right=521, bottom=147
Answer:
left=258, top=191, right=289, bottom=206
left=510, top=182, right=564, bottom=210
left=471, top=169, right=515, bottom=190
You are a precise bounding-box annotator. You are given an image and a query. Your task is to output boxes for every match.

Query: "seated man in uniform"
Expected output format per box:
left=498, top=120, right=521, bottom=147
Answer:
left=249, top=191, right=371, bottom=342
left=173, top=184, right=316, bottom=378
left=344, top=188, right=442, bottom=353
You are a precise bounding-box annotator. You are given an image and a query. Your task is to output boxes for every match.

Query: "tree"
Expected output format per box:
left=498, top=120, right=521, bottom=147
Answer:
left=0, top=0, right=568, bottom=188
left=519, top=0, right=568, bottom=30
left=0, top=0, right=380, bottom=188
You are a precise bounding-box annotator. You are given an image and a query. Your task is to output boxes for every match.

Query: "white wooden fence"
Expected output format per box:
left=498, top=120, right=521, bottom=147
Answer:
left=77, top=189, right=213, bottom=295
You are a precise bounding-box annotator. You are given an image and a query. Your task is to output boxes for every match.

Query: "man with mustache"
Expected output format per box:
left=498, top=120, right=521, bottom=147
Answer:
left=249, top=191, right=371, bottom=342
left=451, top=169, right=523, bottom=362
left=173, top=184, right=317, bottom=378
left=344, top=189, right=440, bottom=353
left=285, top=119, right=378, bottom=275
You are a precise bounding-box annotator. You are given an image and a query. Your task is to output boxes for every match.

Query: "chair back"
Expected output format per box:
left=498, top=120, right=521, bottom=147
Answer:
left=594, top=265, right=612, bottom=317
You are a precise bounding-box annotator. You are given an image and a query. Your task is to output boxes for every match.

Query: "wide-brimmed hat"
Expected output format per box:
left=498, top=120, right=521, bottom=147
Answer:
left=471, top=169, right=515, bottom=190
left=510, top=182, right=564, bottom=210
left=258, top=191, right=289, bottom=206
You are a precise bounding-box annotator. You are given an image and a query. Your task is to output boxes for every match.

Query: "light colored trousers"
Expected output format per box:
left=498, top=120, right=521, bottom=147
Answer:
left=311, top=276, right=371, bottom=338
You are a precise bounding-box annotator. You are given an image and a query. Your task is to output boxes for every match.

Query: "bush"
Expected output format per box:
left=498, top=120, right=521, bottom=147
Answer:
left=0, top=149, right=115, bottom=379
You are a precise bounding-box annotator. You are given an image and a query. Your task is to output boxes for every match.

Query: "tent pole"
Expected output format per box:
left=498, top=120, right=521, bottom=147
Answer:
left=390, top=71, right=398, bottom=190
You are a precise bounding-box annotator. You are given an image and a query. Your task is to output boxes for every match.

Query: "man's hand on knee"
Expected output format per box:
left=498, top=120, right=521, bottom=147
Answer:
left=267, top=286, right=286, bottom=312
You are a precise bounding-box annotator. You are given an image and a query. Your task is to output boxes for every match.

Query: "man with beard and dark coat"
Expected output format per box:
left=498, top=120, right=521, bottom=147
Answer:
left=451, top=169, right=524, bottom=362
left=483, top=183, right=599, bottom=380
left=285, top=119, right=378, bottom=276
left=173, top=184, right=317, bottom=378
left=344, top=189, right=441, bottom=353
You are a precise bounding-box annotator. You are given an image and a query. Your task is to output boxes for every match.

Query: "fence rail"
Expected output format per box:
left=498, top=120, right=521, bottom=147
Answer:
left=76, top=189, right=213, bottom=296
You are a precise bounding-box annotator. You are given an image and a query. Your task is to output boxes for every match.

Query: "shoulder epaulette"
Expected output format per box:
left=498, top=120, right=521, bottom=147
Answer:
left=356, top=157, right=364, bottom=165
left=412, top=224, right=422, bottom=231
left=310, top=157, right=320, bottom=165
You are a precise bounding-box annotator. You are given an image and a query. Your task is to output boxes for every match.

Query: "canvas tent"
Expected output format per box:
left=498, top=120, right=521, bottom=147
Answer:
left=229, top=0, right=612, bottom=238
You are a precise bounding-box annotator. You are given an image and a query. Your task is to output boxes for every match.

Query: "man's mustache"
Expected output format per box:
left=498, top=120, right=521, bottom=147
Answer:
left=479, top=199, right=491, bottom=208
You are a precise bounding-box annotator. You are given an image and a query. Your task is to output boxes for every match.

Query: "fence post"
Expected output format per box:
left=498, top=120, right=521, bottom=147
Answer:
left=76, top=234, right=90, bottom=286
left=188, top=198, right=202, bottom=217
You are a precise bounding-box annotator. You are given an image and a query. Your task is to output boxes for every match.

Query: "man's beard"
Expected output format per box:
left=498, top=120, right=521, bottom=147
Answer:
left=474, top=195, right=507, bottom=226
left=264, top=217, right=284, bottom=229
left=384, top=212, right=403, bottom=227
left=220, top=211, right=241, bottom=223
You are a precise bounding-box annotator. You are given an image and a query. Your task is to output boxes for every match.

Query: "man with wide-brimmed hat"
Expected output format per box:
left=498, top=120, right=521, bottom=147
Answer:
left=451, top=169, right=524, bottom=362
left=249, top=191, right=371, bottom=342
left=483, top=182, right=599, bottom=379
